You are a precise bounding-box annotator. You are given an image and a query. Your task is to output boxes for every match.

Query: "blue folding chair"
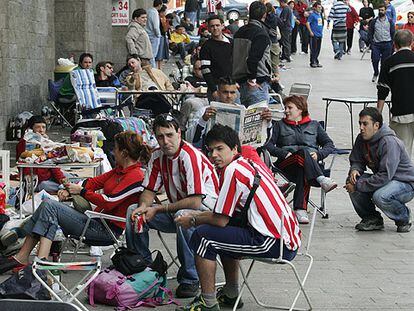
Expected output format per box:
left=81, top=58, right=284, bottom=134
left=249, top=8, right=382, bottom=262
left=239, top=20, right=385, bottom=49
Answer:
left=47, top=79, right=74, bottom=128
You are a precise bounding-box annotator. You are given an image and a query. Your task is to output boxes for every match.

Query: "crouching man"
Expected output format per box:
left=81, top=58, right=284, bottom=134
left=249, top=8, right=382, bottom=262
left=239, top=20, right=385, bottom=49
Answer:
left=345, top=107, right=414, bottom=233
left=175, top=124, right=301, bottom=311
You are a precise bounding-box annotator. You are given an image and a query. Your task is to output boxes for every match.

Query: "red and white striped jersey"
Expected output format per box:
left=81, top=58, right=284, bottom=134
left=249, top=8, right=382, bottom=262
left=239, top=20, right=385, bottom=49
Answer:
left=143, top=141, right=219, bottom=209
left=207, top=0, right=221, bottom=14
left=214, top=156, right=302, bottom=251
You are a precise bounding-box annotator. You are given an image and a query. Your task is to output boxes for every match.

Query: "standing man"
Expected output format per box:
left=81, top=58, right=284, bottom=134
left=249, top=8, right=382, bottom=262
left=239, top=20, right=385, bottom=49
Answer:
left=200, top=15, right=233, bottom=100
left=384, top=0, right=396, bottom=25
left=345, top=107, right=414, bottom=233
left=358, top=0, right=374, bottom=52
left=345, top=3, right=360, bottom=54
left=295, top=0, right=310, bottom=55
left=126, top=114, right=219, bottom=298
left=377, top=30, right=414, bottom=157
left=233, top=1, right=272, bottom=107
left=146, top=0, right=163, bottom=67
left=184, top=0, right=199, bottom=26
left=279, top=0, right=293, bottom=62
left=306, top=2, right=324, bottom=68
left=175, top=124, right=301, bottom=311
left=368, top=3, right=395, bottom=83
left=126, top=9, right=153, bottom=67
left=327, top=0, right=350, bottom=60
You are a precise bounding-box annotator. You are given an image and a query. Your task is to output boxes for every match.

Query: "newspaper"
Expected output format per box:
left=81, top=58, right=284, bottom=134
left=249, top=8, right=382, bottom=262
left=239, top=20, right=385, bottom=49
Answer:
left=209, top=101, right=268, bottom=147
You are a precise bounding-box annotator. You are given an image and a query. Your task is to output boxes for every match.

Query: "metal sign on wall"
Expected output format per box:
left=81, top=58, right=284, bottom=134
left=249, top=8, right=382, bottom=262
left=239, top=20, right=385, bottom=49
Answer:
left=112, top=0, right=129, bottom=26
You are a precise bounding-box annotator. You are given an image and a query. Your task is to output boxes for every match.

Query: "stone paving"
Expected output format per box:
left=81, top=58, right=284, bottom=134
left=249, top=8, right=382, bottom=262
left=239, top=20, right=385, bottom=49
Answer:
left=1, top=30, right=414, bottom=310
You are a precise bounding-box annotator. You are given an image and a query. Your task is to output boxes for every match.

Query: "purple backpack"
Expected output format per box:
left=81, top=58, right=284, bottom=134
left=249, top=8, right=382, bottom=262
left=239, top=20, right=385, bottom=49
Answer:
left=87, top=267, right=176, bottom=310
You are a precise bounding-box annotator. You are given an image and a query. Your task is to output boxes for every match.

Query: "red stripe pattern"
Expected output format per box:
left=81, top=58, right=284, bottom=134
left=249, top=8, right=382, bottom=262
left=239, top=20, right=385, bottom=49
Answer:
left=214, top=157, right=302, bottom=251
left=143, top=141, right=219, bottom=207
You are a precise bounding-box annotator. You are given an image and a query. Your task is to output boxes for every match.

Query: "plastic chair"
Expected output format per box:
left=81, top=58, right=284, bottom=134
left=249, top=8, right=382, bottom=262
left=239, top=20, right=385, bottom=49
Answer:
left=32, top=257, right=101, bottom=311
left=232, top=205, right=317, bottom=311
left=289, top=83, right=312, bottom=100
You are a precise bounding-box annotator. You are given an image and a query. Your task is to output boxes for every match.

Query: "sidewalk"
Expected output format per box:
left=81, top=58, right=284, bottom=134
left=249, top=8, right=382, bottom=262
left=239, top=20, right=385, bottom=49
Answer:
left=1, top=31, right=413, bottom=310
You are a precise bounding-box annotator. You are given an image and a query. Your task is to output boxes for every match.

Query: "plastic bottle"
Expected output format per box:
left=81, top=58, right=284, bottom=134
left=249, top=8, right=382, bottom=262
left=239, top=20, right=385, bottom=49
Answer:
left=0, top=183, right=6, bottom=215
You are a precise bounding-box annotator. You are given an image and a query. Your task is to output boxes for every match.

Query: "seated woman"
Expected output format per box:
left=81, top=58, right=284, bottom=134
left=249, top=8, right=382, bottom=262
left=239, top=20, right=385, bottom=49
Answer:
left=0, top=131, right=151, bottom=273
left=265, top=95, right=337, bottom=224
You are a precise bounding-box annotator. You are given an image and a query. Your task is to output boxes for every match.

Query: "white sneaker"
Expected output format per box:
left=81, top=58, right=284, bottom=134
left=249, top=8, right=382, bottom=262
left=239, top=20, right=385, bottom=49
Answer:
left=319, top=177, right=337, bottom=193
left=295, top=209, right=309, bottom=224
left=89, top=246, right=103, bottom=257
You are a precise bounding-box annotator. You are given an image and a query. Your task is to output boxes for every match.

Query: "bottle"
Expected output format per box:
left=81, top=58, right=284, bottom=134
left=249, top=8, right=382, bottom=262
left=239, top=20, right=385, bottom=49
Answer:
left=0, top=183, right=6, bottom=215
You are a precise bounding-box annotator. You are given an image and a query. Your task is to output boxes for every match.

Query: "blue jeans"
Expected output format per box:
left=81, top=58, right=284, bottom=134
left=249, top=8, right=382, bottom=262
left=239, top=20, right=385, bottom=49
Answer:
left=36, top=172, right=80, bottom=193
left=349, top=174, right=414, bottom=225
left=371, top=41, right=393, bottom=76
left=125, top=205, right=199, bottom=285
left=149, top=35, right=161, bottom=67
left=332, top=41, right=345, bottom=58
left=23, top=199, right=122, bottom=244
left=239, top=81, right=271, bottom=108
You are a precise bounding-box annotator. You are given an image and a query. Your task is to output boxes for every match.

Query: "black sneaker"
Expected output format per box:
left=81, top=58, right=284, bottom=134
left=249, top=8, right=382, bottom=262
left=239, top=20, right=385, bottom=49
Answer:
left=0, top=256, right=26, bottom=274
left=310, top=63, right=318, bottom=68
left=355, top=218, right=384, bottom=231
left=176, top=283, right=200, bottom=298
left=397, top=223, right=412, bottom=233
left=216, top=287, right=244, bottom=309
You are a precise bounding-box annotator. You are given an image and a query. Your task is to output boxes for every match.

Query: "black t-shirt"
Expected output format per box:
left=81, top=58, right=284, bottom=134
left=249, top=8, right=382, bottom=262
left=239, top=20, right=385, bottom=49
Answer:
left=359, top=7, right=374, bottom=21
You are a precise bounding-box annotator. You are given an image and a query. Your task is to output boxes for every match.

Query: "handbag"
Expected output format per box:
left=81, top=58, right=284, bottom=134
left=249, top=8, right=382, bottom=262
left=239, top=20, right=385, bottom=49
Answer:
left=111, top=247, right=148, bottom=276
left=0, top=265, right=50, bottom=300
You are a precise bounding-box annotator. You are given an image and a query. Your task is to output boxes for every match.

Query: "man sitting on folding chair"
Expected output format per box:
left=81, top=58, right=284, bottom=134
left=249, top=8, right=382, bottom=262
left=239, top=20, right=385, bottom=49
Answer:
left=175, top=124, right=301, bottom=311
left=126, top=113, right=219, bottom=299
left=0, top=131, right=150, bottom=274
left=264, top=95, right=337, bottom=224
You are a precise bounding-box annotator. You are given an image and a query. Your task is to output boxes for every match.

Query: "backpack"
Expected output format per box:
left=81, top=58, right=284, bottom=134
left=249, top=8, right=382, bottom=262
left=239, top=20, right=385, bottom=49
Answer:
left=87, top=267, right=176, bottom=310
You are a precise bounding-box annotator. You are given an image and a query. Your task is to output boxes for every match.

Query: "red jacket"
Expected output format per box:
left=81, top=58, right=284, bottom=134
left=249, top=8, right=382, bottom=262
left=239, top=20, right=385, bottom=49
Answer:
left=80, top=162, right=144, bottom=229
left=403, top=23, right=414, bottom=34
left=346, top=6, right=360, bottom=29
left=294, top=2, right=308, bottom=25
left=16, top=139, right=66, bottom=184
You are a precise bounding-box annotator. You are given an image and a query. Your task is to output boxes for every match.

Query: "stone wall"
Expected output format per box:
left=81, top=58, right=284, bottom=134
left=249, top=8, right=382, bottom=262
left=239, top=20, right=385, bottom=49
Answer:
left=0, top=0, right=55, bottom=145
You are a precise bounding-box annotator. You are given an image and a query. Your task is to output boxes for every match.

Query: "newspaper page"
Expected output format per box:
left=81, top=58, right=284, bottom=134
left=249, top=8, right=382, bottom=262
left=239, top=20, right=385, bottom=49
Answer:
left=210, top=101, right=268, bottom=147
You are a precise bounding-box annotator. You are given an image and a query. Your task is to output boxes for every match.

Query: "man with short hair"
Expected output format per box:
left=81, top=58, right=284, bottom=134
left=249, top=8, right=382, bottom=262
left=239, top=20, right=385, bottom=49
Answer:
left=146, top=0, right=163, bottom=67
left=94, top=61, right=121, bottom=87
left=126, top=114, right=219, bottom=298
left=200, top=15, right=233, bottom=99
left=306, top=2, right=324, bottom=67
left=345, top=107, right=414, bottom=233
left=175, top=124, right=301, bottom=311
left=232, top=1, right=272, bottom=107
left=327, top=0, right=350, bottom=60
left=377, top=30, right=414, bottom=157
left=279, top=0, right=293, bottom=62
left=126, top=8, right=153, bottom=67
left=170, top=25, right=196, bottom=60
left=368, top=2, right=395, bottom=82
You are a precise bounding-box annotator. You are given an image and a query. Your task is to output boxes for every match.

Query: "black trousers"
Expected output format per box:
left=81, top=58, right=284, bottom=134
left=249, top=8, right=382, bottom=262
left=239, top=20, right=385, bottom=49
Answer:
left=291, top=24, right=299, bottom=54
left=310, top=36, right=322, bottom=65
left=298, top=24, right=310, bottom=53
left=277, top=149, right=323, bottom=210
left=280, top=29, right=292, bottom=60
left=346, top=28, right=354, bottom=52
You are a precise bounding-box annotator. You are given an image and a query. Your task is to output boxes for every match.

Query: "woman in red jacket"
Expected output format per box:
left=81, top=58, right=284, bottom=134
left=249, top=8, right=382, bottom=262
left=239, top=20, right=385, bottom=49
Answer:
left=403, top=12, right=414, bottom=50
left=0, top=131, right=151, bottom=273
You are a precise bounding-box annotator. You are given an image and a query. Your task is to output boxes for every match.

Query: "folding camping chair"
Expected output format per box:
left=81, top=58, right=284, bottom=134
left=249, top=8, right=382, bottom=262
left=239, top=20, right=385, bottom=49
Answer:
left=257, top=143, right=340, bottom=219
left=47, top=79, right=75, bottom=128
left=32, top=257, right=101, bottom=311
left=289, top=83, right=312, bottom=100
left=96, top=87, right=125, bottom=117
left=232, top=205, right=317, bottom=311
left=61, top=210, right=126, bottom=260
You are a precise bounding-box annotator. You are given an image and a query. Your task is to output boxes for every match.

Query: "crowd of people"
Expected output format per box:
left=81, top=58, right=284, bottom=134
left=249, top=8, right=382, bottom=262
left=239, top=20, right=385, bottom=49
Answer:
left=1, top=1, right=414, bottom=310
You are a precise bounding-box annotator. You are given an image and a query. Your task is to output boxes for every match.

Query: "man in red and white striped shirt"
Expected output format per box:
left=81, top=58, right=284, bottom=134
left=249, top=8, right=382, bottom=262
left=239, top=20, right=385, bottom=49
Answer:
left=127, top=113, right=219, bottom=299
left=175, top=124, right=301, bottom=311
